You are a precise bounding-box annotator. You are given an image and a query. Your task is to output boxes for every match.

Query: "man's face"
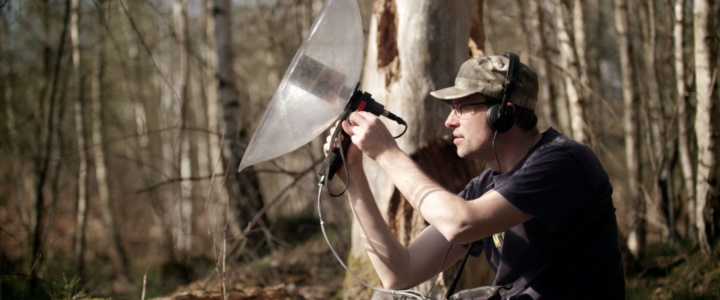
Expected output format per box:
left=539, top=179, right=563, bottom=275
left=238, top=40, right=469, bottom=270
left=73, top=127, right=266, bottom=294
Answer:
left=444, top=94, right=495, bottom=159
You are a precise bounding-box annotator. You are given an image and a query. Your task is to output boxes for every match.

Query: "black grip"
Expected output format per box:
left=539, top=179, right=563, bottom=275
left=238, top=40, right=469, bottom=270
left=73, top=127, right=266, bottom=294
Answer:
left=325, top=129, right=351, bottom=181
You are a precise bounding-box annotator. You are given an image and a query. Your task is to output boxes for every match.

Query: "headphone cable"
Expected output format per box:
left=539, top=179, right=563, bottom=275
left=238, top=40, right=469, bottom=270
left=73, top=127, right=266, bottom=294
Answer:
left=492, top=130, right=502, bottom=174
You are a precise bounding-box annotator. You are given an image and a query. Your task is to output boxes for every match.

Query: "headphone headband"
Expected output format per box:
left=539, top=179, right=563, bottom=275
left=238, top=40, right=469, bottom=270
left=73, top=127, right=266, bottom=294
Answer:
left=486, top=52, right=519, bottom=133
left=498, top=52, right=519, bottom=116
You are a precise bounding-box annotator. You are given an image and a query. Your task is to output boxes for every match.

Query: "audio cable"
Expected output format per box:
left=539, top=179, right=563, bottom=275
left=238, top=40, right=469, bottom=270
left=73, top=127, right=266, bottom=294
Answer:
left=316, top=177, right=439, bottom=300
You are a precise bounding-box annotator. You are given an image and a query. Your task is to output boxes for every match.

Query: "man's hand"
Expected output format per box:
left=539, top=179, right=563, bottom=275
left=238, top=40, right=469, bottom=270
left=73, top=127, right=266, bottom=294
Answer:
left=323, top=120, right=363, bottom=183
left=344, top=111, right=400, bottom=161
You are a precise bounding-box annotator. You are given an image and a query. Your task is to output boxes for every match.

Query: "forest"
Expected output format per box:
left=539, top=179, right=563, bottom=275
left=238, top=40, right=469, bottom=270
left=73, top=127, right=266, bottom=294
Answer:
left=0, top=0, right=719, bottom=299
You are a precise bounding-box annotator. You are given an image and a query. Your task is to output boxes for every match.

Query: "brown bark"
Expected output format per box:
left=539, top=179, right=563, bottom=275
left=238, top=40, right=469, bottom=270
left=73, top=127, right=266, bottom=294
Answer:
left=214, top=0, right=268, bottom=256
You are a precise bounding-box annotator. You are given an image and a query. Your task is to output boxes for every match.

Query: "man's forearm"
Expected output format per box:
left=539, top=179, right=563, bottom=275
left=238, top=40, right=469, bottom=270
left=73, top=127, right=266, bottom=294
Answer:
left=373, top=148, right=471, bottom=241
left=344, top=166, right=416, bottom=288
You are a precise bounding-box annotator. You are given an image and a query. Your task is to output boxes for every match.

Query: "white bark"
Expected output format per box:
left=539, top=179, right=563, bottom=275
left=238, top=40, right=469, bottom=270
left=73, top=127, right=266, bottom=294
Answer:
left=614, top=0, right=643, bottom=257
left=556, top=0, right=587, bottom=144
left=70, top=0, right=88, bottom=274
left=674, top=0, right=696, bottom=238
left=692, top=0, right=716, bottom=254
left=528, top=0, right=554, bottom=130
left=95, top=0, right=129, bottom=276
left=174, top=0, right=193, bottom=253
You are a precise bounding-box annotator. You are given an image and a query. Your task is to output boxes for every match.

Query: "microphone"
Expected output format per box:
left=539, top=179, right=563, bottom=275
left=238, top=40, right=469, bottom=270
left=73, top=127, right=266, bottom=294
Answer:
left=320, top=89, right=406, bottom=184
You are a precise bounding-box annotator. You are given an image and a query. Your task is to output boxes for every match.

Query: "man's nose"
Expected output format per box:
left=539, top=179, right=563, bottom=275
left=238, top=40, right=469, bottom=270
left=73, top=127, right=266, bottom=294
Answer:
left=445, top=110, right=459, bottom=128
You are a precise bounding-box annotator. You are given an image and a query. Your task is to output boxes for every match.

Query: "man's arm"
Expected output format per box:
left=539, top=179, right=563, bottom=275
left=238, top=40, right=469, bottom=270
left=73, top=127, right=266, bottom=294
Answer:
left=344, top=112, right=532, bottom=244
left=325, top=125, right=467, bottom=289
left=343, top=165, right=468, bottom=289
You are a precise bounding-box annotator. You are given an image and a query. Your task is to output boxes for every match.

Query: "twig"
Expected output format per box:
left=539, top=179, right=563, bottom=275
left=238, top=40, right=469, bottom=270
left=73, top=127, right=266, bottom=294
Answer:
left=136, top=173, right=228, bottom=194
left=222, top=230, right=228, bottom=300
left=141, top=265, right=148, bottom=300
left=229, top=159, right=322, bottom=259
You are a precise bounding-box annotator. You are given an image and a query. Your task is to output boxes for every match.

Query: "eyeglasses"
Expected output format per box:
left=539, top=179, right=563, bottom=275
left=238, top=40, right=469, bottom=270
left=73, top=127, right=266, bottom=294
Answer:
left=450, top=102, right=489, bottom=118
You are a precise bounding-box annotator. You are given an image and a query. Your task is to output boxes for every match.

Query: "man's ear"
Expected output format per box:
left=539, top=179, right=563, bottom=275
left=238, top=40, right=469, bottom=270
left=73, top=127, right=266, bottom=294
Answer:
left=506, top=102, right=517, bottom=114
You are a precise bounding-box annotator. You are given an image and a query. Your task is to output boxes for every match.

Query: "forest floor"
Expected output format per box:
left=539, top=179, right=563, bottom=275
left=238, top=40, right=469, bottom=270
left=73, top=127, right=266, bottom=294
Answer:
left=147, top=216, right=351, bottom=300
left=148, top=226, right=720, bottom=300
left=4, top=224, right=719, bottom=300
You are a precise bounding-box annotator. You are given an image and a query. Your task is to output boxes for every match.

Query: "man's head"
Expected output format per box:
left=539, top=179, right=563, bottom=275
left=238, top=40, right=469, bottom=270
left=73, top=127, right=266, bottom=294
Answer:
left=430, top=54, right=539, bottom=111
left=433, top=54, right=539, bottom=159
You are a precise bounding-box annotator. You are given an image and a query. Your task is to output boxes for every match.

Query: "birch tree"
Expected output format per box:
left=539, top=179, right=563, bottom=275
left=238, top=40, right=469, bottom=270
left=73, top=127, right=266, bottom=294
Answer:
left=692, top=0, right=718, bottom=255
left=639, top=0, right=671, bottom=241
left=614, top=0, right=644, bottom=257
left=69, top=0, right=88, bottom=279
left=674, top=0, right=696, bottom=240
left=556, top=0, right=587, bottom=144
left=173, top=0, right=193, bottom=254
left=527, top=0, right=555, bottom=130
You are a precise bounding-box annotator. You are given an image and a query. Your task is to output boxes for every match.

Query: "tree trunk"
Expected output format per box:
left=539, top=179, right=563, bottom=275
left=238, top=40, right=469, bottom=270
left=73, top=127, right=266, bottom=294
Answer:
left=32, top=0, right=71, bottom=287
left=614, top=0, right=644, bottom=258
left=556, top=0, right=587, bottom=144
left=69, top=0, right=88, bottom=280
left=639, top=0, right=671, bottom=242
left=214, top=0, right=268, bottom=256
left=1, top=0, right=35, bottom=243
left=547, top=1, right=570, bottom=135
left=571, top=0, right=592, bottom=144
left=203, top=0, right=237, bottom=291
left=93, top=0, right=130, bottom=277
left=674, top=0, right=696, bottom=240
left=345, top=0, right=488, bottom=298
left=527, top=0, right=555, bottom=130
left=172, top=0, right=193, bottom=255
left=692, top=0, right=718, bottom=255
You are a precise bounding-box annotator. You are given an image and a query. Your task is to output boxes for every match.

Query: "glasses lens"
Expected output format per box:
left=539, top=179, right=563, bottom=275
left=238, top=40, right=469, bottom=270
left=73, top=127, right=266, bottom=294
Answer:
left=453, top=105, right=462, bottom=117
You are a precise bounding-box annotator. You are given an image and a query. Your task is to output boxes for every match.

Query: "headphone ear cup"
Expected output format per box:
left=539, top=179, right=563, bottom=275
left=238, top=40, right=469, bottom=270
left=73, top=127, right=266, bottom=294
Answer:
left=486, top=104, right=514, bottom=133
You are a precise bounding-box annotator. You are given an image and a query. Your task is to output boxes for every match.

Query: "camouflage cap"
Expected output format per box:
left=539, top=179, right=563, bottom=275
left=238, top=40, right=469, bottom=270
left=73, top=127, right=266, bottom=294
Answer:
left=430, top=55, right=539, bottom=111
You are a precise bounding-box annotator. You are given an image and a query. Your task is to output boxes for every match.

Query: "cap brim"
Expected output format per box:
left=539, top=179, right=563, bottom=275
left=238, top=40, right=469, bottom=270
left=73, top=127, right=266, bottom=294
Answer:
left=429, top=86, right=477, bottom=101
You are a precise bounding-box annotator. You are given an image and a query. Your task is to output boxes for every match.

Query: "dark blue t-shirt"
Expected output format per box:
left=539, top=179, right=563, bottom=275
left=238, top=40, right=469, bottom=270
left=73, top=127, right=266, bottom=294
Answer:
left=458, top=128, right=625, bottom=299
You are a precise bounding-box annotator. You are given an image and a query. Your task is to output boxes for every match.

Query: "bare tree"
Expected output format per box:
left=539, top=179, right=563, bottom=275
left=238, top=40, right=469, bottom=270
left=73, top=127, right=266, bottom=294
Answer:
left=527, top=0, right=555, bottom=130
left=638, top=0, right=671, bottom=242
left=1, top=0, right=35, bottom=242
left=95, top=0, right=130, bottom=277
left=674, top=0, right=696, bottom=240
left=215, top=0, right=268, bottom=256
left=555, top=0, right=587, bottom=144
left=545, top=1, right=571, bottom=134
left=614, top=0, right=644, bottom=258
left=31, top=0, right=71, bottom=287
left=69, top=0, right=88, bottom=279
left=173, top=0, right=193, bottom=255
left=692, top=0, right=718, bottom=255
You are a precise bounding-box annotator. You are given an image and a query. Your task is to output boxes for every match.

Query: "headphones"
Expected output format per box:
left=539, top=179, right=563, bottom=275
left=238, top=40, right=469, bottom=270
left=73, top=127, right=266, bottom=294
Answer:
left=485, top=52, right=520, bottom=133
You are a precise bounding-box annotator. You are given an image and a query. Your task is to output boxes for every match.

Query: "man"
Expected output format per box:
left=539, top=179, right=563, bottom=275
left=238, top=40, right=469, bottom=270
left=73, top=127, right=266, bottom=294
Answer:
left=324, top=54, right=625, bottom=299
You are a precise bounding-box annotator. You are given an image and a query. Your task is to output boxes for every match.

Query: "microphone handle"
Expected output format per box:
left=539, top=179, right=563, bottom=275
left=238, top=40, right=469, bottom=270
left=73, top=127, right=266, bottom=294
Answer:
left=326, top=129, right=351, bottom=181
